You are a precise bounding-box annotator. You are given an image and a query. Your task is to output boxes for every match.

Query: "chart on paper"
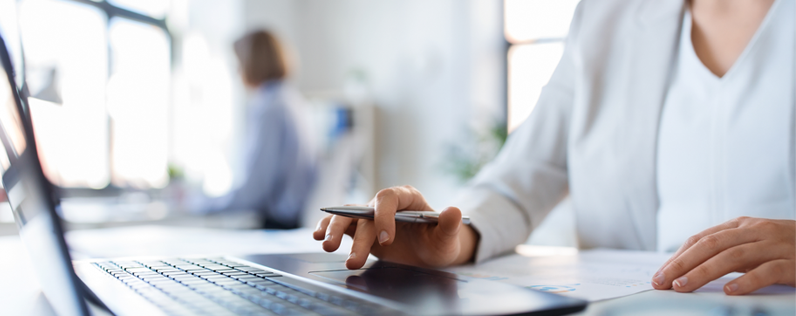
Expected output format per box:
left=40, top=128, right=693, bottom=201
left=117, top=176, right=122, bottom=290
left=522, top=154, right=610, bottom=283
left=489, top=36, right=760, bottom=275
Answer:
left=445, top=248, right=670, bottom=302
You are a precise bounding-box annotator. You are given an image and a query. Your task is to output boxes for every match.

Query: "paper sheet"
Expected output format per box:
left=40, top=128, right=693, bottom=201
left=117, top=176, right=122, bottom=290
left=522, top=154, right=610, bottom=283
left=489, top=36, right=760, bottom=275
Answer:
left=445, top=248, right=671, bottom=302
left=445, top=247, right=796, bottom=302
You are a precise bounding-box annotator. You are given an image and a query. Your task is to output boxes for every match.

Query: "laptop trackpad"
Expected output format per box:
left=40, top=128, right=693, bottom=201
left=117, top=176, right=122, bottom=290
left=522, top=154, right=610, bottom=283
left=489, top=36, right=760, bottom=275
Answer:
left=310, top=265, right=463, bottom=307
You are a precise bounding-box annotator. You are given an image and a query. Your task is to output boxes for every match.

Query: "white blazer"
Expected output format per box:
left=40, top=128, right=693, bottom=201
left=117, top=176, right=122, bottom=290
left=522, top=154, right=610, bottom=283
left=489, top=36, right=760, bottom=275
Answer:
left=455, top=0, right=796, bottom=263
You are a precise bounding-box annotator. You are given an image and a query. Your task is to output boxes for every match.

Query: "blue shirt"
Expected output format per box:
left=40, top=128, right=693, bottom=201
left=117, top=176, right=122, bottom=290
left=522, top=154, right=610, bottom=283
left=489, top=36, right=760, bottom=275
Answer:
left=199, top=80, right=317, bottom=227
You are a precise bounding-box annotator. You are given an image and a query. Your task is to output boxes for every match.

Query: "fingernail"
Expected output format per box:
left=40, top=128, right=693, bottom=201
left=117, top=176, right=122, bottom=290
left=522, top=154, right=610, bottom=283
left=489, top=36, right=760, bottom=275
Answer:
left=725, top=283, right=738, bottom=293
left=348, top=252, right=357, bottom=260
left=379, top=231, right=389, bottom=244
left=324, top=234, right=332, bottom=242
left=673, top=276, right=688, bottom=288
left=652, top=272, right=665, bottom=286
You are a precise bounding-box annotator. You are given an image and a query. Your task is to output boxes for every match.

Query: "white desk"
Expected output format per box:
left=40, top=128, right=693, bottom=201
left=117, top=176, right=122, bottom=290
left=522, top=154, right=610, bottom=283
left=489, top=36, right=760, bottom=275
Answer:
left=1, top=226, right=793, bottom=315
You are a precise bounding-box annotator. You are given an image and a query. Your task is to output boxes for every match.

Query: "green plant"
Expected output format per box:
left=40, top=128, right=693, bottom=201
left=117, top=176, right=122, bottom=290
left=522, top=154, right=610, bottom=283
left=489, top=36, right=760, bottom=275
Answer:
left=442, top=120, right=508, bottom=183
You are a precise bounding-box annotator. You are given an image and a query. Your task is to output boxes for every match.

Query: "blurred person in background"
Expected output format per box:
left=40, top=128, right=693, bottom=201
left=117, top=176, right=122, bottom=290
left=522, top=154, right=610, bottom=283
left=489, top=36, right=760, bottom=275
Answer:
left=314, top=0, right=795, bottom=296
left=195, top=29, right=317, bottom=229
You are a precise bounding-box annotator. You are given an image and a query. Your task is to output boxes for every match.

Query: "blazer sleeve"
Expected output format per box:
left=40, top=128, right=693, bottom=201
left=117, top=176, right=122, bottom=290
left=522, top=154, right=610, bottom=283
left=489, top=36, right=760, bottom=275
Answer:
left=453, top=3, right=584, bottom=263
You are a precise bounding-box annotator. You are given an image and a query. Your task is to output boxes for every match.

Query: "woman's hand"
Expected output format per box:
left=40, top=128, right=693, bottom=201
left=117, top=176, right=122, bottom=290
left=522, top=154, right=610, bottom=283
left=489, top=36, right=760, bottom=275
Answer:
left=651, top=217, right=795, bottom=295
left=312, top=185, right=478, bottom=269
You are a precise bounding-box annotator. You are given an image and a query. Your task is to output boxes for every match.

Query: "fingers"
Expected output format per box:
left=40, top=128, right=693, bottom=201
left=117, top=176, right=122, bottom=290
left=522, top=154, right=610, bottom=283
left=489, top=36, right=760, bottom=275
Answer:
left=347, top=219, right=377, bottom=269
left=652, top=228, right=759, bottom=289
left=322, top=215, right=354, bottom=252
left=724, top=259, right=795, bottom=295
left=665, top=218, right=744, bottom=265
left=668, top=242, right=775, bottom=293
left=373, top=185, right=433, bottom=247
left=372, top=188, right=397, bottom=246
left=313, top=216, right=333, bottom=240
left=432, top=207, right=462, bottom=246
left=653, top=217, right=745, bottom=287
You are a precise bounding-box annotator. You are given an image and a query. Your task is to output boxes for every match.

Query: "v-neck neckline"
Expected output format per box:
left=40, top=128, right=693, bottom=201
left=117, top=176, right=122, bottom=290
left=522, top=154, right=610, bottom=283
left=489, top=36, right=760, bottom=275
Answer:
left=682, top=0, right=781, bottom=82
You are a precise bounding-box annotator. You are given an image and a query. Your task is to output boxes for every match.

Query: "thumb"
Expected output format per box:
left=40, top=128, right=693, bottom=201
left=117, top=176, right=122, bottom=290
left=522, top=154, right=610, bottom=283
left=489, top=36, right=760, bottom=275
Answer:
left=433, top=206, right=462, bottom=244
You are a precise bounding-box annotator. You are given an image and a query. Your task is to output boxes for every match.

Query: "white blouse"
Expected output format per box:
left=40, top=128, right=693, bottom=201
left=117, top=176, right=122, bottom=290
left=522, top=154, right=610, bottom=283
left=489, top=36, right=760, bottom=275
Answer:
left=656, top=0, right=796, bottom=252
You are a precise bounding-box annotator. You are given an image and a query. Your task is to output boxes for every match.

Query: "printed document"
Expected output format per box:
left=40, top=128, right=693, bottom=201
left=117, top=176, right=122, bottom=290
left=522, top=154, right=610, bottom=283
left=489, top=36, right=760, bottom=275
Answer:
left=445, top=247, right=670, bottom=302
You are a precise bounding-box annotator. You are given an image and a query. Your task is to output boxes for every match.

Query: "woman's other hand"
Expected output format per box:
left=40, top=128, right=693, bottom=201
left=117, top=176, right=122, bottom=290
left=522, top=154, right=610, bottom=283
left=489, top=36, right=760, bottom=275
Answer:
left=312, top=185, right=478, bottom=269
left=652, top=217, right=795, bottom=295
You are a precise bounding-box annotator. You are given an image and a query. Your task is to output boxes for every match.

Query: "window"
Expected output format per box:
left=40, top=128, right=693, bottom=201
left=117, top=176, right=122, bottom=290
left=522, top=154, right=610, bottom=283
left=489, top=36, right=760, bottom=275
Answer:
left=107, top=18, right=170, bottom=189
left=19, top=0, right=171, bottom=189
left=505, top=0, right=579, bottom=132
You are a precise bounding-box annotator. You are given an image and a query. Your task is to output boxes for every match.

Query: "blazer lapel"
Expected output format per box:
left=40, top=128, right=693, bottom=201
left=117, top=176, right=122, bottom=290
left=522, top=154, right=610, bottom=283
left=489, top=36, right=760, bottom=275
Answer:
left=621, top=0, right=685, bottom=250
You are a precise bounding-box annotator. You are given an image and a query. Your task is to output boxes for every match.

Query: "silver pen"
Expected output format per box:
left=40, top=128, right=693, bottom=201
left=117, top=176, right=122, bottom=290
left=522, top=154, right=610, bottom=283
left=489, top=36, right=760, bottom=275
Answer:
left=321, top=206, right=471, bottom=225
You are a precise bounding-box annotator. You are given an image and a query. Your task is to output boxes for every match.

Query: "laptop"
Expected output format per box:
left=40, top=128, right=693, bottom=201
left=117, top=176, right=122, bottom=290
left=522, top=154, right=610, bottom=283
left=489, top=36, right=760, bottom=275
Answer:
left=0, top=33, right=587, bottom=316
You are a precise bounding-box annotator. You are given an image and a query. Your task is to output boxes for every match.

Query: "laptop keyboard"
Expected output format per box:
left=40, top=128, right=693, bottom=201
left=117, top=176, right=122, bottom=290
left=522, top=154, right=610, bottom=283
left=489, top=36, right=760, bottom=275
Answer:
left=94, top=257, right=399, bottom=316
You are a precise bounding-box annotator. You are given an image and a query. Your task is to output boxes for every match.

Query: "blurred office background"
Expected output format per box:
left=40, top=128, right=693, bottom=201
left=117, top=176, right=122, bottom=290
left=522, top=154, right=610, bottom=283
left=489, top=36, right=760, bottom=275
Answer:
left=0, top=0, right=579, bottom=246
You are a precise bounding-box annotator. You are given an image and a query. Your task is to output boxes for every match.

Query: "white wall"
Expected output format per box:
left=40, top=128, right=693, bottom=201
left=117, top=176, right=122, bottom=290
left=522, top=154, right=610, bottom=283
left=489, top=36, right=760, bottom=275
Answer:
left=241, top=0, right=506, bottom=209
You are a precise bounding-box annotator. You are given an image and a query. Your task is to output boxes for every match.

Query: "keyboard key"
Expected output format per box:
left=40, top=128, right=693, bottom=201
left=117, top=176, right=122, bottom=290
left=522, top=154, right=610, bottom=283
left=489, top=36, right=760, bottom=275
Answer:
left=314, top=292, right=330, bottom=301
left=95, top=262, right=116, bottom=270
left=286, top=294, right=299, bottom=304
left=146, top=278, right=174, bottom=284
left=343, top=300, right=361, bottom=311
left=329, top=296, right=345, bottom=306
left=274, top=291, right=289, bottom=300
left=297, top=298, right=313, bottom=308
left=255, top=273, right=283, bottom=278
left=289, top=286, right=315, bottom=297
left=124, top=267, right=151, bottom=272
left=165, top=272, right=191, bottom=277
left=237, top=267, right=266, bottom=272
left=253, top=284, right=279, bottom=291
left=238, top=277, right=263, bottom=283
left=216, top=280, right=242, bottom=286
left=113, top=261, right=142, bottom=268
left=180, top=279, right=208, bottom=284
left=191, top=271, right=216, bottom=275
left=170, top=264, right=197, bottom=269
left=269, top=303, right=286, bottom=313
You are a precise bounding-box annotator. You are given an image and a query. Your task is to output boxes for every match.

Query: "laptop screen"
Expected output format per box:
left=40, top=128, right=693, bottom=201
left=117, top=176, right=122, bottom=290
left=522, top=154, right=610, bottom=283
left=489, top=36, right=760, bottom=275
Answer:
left=0, top=33, right=88, bottom=316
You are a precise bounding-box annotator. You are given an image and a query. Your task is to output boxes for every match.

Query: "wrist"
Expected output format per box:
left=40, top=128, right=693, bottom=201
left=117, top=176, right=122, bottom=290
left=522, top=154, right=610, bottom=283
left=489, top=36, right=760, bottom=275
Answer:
left=455, top=224, right=479, bottom=265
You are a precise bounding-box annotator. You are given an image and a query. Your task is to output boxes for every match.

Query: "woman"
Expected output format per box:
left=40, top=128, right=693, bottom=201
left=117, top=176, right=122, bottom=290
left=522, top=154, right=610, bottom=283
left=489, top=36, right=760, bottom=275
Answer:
left=313, top=0, right=795, bottom=295
left=197, top=30, right=317, bottom=229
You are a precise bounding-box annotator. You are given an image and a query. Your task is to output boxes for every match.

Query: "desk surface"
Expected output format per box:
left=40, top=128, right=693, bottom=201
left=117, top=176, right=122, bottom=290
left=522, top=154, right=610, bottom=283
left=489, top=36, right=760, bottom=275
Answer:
left=1, top=226, right=793, bottom=315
